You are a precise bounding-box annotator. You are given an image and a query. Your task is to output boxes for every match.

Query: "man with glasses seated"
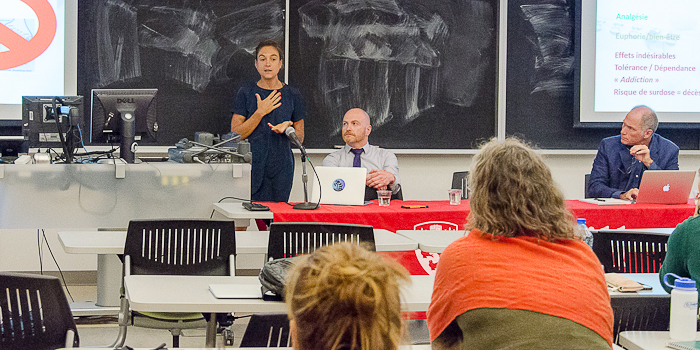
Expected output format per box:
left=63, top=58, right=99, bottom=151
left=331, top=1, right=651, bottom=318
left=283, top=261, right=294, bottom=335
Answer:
left=587, top=105, right=679, bottom=200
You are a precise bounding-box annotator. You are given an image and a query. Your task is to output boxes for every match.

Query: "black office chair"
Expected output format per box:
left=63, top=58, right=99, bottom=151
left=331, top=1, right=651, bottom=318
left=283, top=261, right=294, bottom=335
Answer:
left=364, top=186, right=403, bottom=201
left=451, top=171, right=469, bottom=199
left=591, top=230, right=669, bottom=273
left=239, top=314, right=291, bottom=347
left=610, top=295, right=670, bottom=344
left=0, top=272, right=79, bottom=350
left=115, top=219, right=236, bottom=348
left=584, top=173, right=591, bottom=198
left=267, top=222, right=376, bottom=259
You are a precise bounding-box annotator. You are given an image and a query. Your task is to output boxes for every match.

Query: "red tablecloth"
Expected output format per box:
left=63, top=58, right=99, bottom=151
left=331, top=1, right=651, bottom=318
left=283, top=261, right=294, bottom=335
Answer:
left=264, top=200, right=470, bottom=231
left=566, top=199, right=695, bottom=229
left=262, top=199, right=696, bottom=275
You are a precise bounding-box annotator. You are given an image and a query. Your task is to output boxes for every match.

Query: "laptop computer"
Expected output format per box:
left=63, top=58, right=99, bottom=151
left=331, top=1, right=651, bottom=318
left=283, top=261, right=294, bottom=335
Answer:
left=311, top=166, right=367, bottom=205
left=635, top=170, right=696, bottom=204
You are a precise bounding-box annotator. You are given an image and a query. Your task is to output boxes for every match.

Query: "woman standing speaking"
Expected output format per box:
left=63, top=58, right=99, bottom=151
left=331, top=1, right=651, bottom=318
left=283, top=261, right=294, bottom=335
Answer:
left=231, top=40, right=305, bottom=202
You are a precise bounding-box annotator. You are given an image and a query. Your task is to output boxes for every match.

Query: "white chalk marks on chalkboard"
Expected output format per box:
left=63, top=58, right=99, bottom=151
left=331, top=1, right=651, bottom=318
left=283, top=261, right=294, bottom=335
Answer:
left=298, top=0, right=495, bottom=135
left=520, top=1, right=574, bottom=94
left=93, top=0, right=284, bottom=92
left=95, top=1, right=142, bottom=87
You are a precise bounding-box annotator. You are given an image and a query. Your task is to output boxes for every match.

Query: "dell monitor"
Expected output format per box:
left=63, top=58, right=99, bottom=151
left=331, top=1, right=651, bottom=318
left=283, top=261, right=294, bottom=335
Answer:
left=21, top=96, right=85, bottom=162
left=90, top=89, right=158, bottom=163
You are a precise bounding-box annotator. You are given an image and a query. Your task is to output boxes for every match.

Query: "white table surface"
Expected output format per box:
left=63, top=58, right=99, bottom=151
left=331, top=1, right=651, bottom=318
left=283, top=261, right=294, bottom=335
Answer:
left=396, top=230, right=468, bottom=253
left=213, top=202, right=274, bottom=220
left=609, top=273, right=668, bottom=296
left=124, top=273, right=661, bottom=315
left=619, top=331, right=700, bottom=350
left=398, top=228, right=675, bottom=254
left=124, top=274, right=434, bottom=313
left=58, top=228, right=417, bottom=254
left=590, top=228, right=674, bottom=235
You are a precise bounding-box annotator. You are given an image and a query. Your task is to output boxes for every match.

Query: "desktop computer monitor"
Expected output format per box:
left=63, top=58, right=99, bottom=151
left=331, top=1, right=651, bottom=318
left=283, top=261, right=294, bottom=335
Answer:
left=21, top=96, right=85, bottom=161
left=0, top=137, right=27, bottom=161
left=90, top=89, right=158, bottom=163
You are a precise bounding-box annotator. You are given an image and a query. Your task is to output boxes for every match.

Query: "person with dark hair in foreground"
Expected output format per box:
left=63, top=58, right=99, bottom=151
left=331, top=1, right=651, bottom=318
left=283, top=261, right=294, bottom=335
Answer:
left=428, top=138, right=614, bottom=350
left=285, top=243, right=410, bottom=350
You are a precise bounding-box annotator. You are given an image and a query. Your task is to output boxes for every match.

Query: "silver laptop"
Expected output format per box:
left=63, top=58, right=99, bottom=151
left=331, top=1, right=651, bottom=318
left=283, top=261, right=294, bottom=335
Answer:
left=311, top=166, right=367, bottom=205
left=635, top=170, right=696, bottom=204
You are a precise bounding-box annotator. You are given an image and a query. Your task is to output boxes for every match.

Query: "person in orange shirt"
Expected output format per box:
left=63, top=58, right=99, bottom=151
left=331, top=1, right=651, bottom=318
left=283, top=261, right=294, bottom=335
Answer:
left=428, top=138, right=614, bottom=350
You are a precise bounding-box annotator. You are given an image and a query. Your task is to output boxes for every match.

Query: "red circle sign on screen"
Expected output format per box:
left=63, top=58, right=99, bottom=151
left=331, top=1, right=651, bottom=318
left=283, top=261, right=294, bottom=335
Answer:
left=0, top=0, right=57, bottom=70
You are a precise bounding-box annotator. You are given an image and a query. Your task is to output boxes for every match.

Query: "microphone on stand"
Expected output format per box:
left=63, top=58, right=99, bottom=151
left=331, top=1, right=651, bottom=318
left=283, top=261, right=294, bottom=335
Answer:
left=285, top=126, right=307, bottom=157
left=284, top=126, right=318, bottom=210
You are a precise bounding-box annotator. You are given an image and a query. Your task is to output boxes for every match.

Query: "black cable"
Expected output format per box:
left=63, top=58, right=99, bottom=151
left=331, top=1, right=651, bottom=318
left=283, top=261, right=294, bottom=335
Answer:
left=41, top=229, right=74, bottom=302
left=307, top=156, right=321, bottom=209
left=37, top=229, right=43, bottom=274
left=51, top=97, right=73, bottom=163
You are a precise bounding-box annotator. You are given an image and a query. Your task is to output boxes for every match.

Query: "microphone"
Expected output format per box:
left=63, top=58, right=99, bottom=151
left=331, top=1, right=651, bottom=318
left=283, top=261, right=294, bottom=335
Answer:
left=285, top=126, right=307, bottom=157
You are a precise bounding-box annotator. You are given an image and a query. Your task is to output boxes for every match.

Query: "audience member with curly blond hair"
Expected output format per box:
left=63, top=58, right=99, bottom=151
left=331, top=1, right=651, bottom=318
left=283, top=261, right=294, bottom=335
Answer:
left=428, top=138, right=614, bottom=350
left=285, top=242, right=410, bottom=350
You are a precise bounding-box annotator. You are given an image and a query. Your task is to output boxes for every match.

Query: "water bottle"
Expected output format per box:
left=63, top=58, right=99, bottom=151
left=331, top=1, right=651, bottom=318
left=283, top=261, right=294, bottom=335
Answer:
left=577, top=218, right=594, bottom=248
left=664, top=273, right=698, bottom=340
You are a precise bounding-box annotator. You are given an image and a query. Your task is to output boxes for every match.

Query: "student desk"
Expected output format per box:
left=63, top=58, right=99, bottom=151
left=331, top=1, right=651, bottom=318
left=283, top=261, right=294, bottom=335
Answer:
left=58, top=229, right=417, bottom=309
left=124, top=273, right=663, bottom=348
left=212, top=202, right=274, bottom=228
left=397, top=228, right=675, bottom=254
left=619, top=331, right=700, bottom=350
left=123, top=274, right=435, bottom=347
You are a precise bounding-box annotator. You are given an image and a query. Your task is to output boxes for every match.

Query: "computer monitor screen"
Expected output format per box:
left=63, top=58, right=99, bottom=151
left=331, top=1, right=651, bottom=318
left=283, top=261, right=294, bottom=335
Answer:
left=90, top=88, right=158, bottom=144
left=21, top=96, right=85, bottom=150
left=0, top=137, right=27, bottom=159
left=91, top=89, right=157, bottom=163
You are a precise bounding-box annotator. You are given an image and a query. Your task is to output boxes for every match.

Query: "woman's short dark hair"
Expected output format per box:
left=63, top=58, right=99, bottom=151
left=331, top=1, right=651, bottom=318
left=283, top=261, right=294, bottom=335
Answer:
left=255, top=40, right=284, bottom=61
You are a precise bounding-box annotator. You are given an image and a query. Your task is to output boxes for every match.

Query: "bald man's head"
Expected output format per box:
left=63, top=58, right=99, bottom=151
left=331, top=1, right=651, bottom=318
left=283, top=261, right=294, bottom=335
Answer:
left=621, top=106, right=656, bottom=146
left=342, top=108, right=372, bottom=148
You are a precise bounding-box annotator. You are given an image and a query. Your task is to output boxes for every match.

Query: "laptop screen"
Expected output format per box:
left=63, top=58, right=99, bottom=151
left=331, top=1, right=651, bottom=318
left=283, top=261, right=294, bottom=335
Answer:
left=311, top=166, right=367, bottom=205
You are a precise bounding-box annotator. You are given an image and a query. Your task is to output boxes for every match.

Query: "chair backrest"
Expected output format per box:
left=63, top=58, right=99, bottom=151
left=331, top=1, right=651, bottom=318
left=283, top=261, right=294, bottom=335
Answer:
left=124, top=219, right=236, bottom=276
left=267, top=222, right=376, bottom=259
left=584, top=173, right=591, bottom=198
left=610, top=295, right=670, bottom=343
left=451, top=171, right=469, bottom=199
left=239, top=314, right=291, bottom=347
left=592, top=231, right=669, bottom=273
left=0, top=272, right=79, bottom=350
left=364, top=186, right=403, bottom=201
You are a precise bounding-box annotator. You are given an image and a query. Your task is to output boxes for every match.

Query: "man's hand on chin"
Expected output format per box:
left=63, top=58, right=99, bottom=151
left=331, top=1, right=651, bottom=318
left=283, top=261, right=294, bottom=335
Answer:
left=630, top=145, right=653, bottom=167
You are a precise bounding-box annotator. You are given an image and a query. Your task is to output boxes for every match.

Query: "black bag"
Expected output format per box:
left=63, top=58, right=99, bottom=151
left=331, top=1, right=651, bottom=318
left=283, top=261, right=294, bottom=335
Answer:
left=258, top=257, right=294, bottom=301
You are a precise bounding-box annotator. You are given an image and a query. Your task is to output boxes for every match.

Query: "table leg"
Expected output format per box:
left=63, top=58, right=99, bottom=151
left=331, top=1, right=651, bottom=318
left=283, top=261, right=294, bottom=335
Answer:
left=96, top=254, right=123, bottom=307
left=205, top=313, right=217, bottom=347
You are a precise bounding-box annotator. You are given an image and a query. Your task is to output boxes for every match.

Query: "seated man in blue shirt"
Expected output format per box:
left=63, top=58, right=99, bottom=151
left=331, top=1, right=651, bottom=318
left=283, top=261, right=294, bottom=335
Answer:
left=323, top=108, right=401, bottom=200
left=588, top=105, right=679, bottom=200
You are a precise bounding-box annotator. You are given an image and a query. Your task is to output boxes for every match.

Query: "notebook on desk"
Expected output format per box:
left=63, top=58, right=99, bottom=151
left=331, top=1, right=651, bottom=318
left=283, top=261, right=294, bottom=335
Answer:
left=311, top=166, right=368, bottom=205
left=635, top=170, right=695, bottom=204
left=208, top=284, right=262, bottom=299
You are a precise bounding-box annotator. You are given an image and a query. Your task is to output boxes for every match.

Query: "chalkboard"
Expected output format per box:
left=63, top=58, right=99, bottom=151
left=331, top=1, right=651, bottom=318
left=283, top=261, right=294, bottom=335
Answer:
left=288, top=0, right=498, bottom=149
left=506, top=0, right=700, bottom=150
left=77, top=0, right=286, bottom=145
